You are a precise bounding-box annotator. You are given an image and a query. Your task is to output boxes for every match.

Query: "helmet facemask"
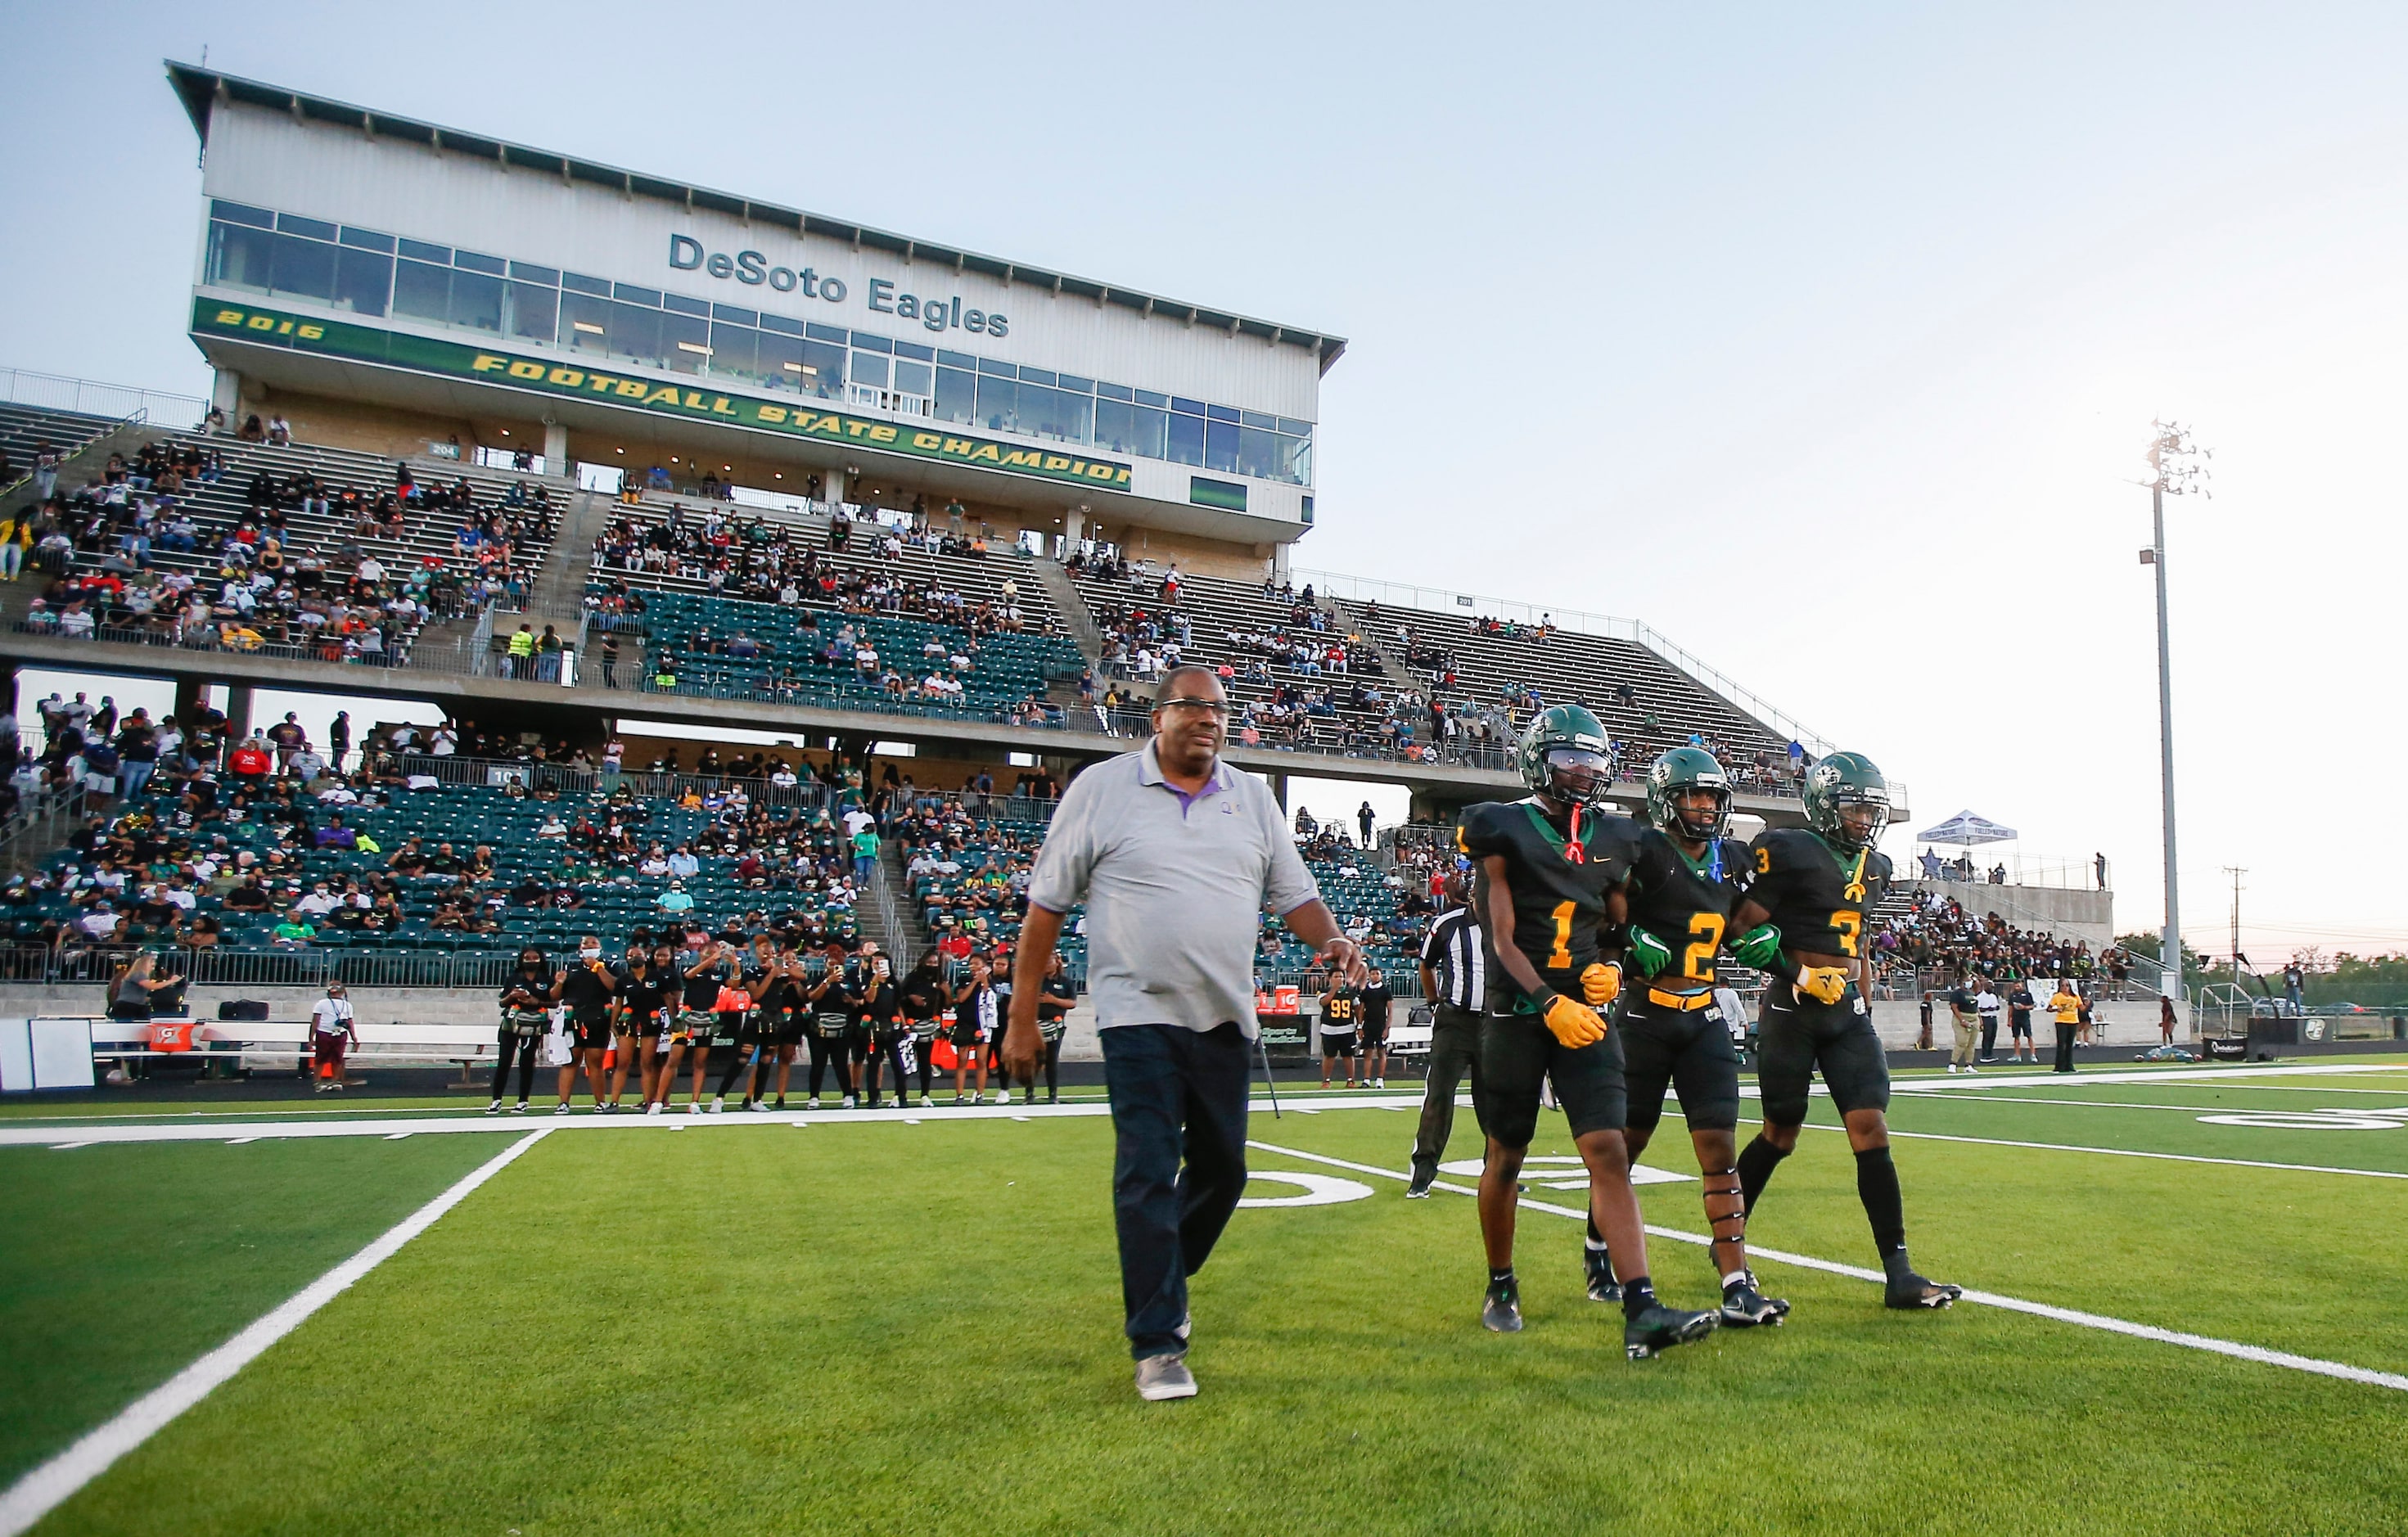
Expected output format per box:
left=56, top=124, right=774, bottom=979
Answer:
left=1540, top=746, right=1612, bottom=809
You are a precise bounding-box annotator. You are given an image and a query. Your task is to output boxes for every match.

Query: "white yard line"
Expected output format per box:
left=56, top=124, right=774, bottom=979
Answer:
left=1896, top=1092, right=2408, bottom=1115
left=1244, top=1141, right=2408, bottom=1395
left=1797, top=1121, right=2408, bottom=1179
left=0, top=1128, right=552, bottom=1537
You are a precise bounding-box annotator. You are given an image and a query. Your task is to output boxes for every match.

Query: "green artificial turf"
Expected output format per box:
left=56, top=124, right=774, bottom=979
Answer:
left=0, top=1135, right=516, bottom=1489
left=7, top=1077, right=2405, bottom=1535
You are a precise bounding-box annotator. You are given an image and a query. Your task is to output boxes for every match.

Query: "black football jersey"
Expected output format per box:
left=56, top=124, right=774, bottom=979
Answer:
left=1320, top=987, right=1359, bottom=1029
left=1626, top=827, right=1752, bottom=988
left=1743, top=827, right=1891, bottom=962
left=1457, top=798, right=1639, bottom=1012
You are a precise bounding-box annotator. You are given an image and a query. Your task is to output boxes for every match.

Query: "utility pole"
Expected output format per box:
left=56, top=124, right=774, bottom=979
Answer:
left=2223, top=865, right=2247, bottom=988
left=2142, top=423, right=2207, bottom=999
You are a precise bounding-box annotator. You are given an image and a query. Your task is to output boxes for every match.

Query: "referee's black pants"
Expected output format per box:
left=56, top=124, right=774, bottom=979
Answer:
left=2054, top=1021, right=2077, bottom=1073
left=1099, top=1021, right=1250, bottom=1362
left=1410, top=1004, right=1483, bottom=1179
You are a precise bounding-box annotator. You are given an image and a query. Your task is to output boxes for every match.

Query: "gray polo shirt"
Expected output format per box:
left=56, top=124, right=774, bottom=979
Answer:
left=1027, top=740, right=1319, bottom=1039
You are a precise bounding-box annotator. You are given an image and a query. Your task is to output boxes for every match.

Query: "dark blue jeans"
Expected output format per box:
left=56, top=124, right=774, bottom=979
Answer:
left=1099, top=1021, right=1251, bottom=1361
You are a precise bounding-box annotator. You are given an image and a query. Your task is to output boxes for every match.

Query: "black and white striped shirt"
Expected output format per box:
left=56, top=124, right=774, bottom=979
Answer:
left=1420, top=907, right=1485, bottom=1012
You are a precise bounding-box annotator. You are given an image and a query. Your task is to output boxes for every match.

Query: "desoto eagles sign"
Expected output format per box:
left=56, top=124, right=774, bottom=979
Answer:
left=666, top=235, right=1011, bottom=340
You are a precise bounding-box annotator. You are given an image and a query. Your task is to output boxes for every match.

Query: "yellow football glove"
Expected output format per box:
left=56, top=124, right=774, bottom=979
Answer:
left=1797, top=967, right=1850, bottom=1005
left=1540, top=994, right=1608, bottom=1048
left=1579, top=961, right=1621, bottom=1007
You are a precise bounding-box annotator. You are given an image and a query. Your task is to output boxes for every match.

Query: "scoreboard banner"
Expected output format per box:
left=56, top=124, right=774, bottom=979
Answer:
left=191, top=297, right=1135, bottom=492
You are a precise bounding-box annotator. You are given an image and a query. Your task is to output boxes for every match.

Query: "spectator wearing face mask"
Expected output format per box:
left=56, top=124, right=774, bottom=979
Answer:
left=552, top=934, right=618, bottom=1113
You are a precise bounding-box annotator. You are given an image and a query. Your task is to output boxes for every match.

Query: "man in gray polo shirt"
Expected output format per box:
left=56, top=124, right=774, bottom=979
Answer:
left=1005, top=665, right=1365, bottom=1402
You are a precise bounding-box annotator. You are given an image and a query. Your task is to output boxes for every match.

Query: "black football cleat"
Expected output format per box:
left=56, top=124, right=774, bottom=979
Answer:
left=1625, top=1301, right=1718, bottom=1359
left=1481, top=1277, right=1523, bottom=1333
left=1718, top=1272, right=1791, bottom=1327
left=1584, top=1246, right=1621, bottom=1304
left=1884, top=1273, right=1963, bottom=1309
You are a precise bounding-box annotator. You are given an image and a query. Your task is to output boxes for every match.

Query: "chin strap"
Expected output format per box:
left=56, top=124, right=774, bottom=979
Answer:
left=1566, top=803, right=1585, bottom=863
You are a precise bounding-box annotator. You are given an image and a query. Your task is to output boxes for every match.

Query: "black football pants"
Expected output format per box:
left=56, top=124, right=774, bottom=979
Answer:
left=1410, top=1005, right=1483, bottom=1179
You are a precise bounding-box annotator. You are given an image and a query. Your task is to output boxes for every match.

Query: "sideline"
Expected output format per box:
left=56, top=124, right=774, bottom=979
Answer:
left=0, top=1129, right=552, bottom=1537
left=1245, top=1140, right=2408, bottom=1395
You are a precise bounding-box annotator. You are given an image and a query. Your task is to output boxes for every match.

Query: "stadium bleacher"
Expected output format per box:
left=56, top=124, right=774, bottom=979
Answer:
left=0, top=402, right=126, bottom=489
left=596, top=588, right=1085, bottom=720
left=1329, top=594, right=1801, bottom=789
left=11, top=769, right=877, bottom=970
left=1067, top=560, right=1445, bottom=759
left=15, top=432, right=562, bottom=658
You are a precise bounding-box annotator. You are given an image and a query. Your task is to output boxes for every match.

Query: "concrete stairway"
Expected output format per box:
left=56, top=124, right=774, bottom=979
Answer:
left=526, top=490, right=614, bottom=614
left=1030, top=555, right=1105, bottom=668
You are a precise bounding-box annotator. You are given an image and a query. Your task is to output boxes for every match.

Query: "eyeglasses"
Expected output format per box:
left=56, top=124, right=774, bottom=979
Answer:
left=1157, top=697, right=1229, bottom=719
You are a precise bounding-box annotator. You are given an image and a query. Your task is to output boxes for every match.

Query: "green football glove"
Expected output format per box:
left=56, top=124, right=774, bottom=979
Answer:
left=1732, top=924, right=1783, bottom=969
left=1626, top=928, right=1673, bottom=978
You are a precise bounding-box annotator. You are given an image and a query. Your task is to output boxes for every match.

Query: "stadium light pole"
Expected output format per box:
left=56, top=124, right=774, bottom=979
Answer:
left=2142, top=422, right=2207, bottom=1003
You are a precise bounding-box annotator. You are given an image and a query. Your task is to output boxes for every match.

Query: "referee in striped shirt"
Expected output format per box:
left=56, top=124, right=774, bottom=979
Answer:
left=1407, top=872, right=1483, bottom=1197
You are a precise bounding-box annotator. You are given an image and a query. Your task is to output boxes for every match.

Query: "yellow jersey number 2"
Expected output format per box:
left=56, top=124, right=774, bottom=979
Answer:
left=1684, top=913, right=1725, bottom=981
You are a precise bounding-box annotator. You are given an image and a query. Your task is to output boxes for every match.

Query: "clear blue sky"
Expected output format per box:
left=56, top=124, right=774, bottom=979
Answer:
left=4, top=2, right=2401, bottom=958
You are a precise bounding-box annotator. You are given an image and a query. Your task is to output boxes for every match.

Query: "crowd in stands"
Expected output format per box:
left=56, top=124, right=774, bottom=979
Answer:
left=588, top=502, right=1043, bottom=638
left=1871, top=889, right=2131, bottom=993
left=7, top=436, right=553, bottom=661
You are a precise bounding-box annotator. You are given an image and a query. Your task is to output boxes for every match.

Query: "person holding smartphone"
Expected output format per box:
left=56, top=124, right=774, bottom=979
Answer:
left=552, top=933, right=618, bottom=1114
left=1033, top=950, right=1077, bottom=1104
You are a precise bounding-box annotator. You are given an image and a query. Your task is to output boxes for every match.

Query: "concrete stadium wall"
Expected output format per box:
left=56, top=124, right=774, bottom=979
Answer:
left=1907, top=878, right=2115, bottom=951
left=1869, top=997, right=2176, bottom=1049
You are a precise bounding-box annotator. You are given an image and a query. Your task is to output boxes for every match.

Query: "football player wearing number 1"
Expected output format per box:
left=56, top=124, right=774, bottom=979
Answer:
left=1458, top=705, right=1718, bottom=1359
left=1608, top=748, right=1789, bottom=1327
left=1729, top=752, right=1961, bottom=1310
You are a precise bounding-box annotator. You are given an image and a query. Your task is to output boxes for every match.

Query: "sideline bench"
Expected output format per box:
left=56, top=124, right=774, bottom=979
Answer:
left=76, top=1018, right=506, bottom=1088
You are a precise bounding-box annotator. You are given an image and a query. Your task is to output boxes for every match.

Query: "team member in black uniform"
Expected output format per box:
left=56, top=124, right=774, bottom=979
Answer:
left=664, top=932, right=735, bottom=1116
left=1318, top=977, right=1361, bottom=1089
left=1729, top=751, right=1960, bottom=1309
left=1358, top=968, right=1395, bottom=1089
left=489, top=947, right=552, bottom=1114
left=896, top=949, right=952, bottom=1103
left=760, top=941, right=811, bottom=1108
left=1033, top=951, right=1077, bottom=1103
left=618, top=944, right=677, bottom=1112
left=805, top=938, right=858, bottom=1108
left=855, top=953, right=913, bottom=1108
left=710, top=936, right=777, bottom=1112
left=1458, top=705, right=1717, bottom=1358
left=552, top=934, right=619, bottom=1114
left=1610, top=749, right=1787, bottom=1326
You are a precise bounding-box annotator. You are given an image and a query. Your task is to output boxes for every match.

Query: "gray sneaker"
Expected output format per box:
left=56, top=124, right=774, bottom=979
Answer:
left=1135, top=1353, right=1197, bottom=1401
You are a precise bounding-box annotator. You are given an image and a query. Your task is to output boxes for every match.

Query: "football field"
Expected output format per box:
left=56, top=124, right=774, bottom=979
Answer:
left=5, top=1059, right=2408, bottom=1535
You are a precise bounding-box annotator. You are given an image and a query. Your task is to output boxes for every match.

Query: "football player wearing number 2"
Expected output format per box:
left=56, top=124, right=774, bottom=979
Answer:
left=1456, top=705, right=1718, bottom=1360
left=1728, top=752, right=1961, bottom=1310
left=1606, top=747, right=1790, bottom=1328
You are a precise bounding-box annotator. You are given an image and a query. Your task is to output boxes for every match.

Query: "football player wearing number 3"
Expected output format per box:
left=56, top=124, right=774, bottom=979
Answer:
left=1607, top=748, right=1790, bottom=1327
left=1456, top=705, right=1718, bottom=1359
left=1728, top=752, right=1961, bottom=1310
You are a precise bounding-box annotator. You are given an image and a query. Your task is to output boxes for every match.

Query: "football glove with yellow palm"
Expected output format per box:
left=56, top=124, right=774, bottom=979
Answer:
left=1795, top=966, right=1850, bottom=1005
left=1540, top=993, right=1608, bottom=1048
left=1579, top=961, right=1622, bottom=1006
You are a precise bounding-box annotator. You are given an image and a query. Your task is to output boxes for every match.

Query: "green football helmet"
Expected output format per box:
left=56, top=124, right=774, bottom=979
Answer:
left=1645, top=747, right=1732, bottom=843
left=1517, top=704, right=1615, bottom=807
left=1803, top=751, right=1891, bottom=852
